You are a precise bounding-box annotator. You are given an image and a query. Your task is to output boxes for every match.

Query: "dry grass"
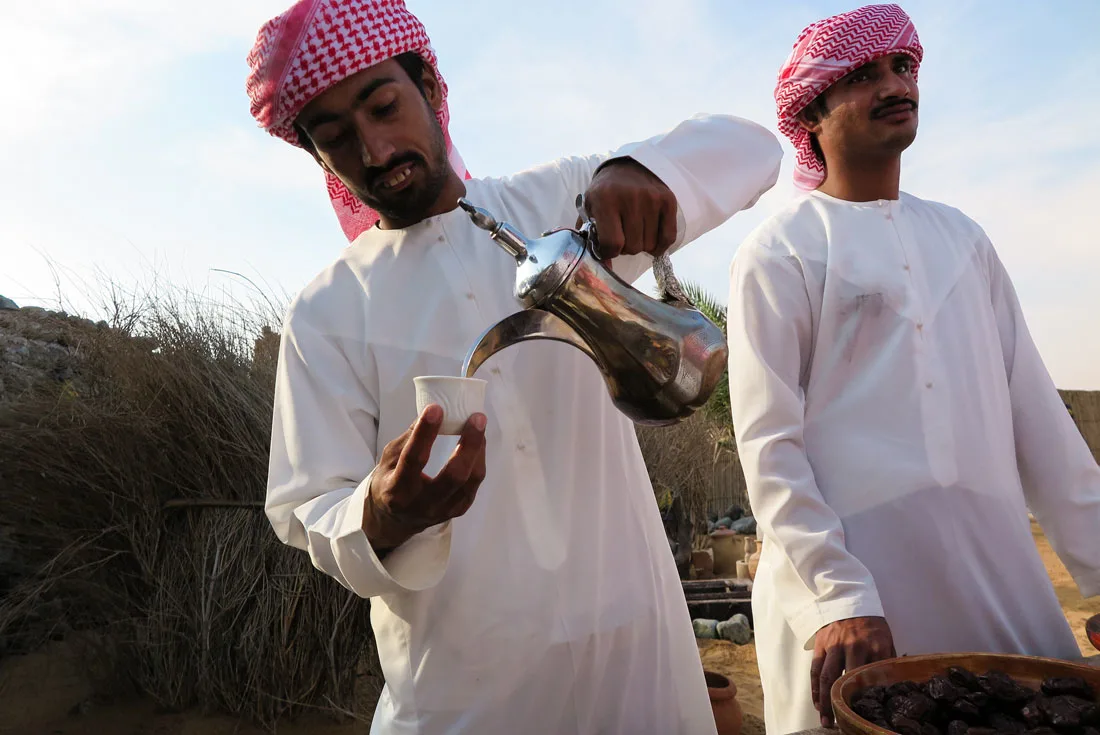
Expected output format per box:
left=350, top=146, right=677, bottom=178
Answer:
left=1061, top=390, right=1100, bottom=466
left=637, top=411, right=730, bottom=534
left=0, top=292, right=382, bottom=730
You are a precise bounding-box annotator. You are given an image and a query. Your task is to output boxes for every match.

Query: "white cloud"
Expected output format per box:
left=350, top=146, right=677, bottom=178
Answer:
left=0, top=1, right=290, bottom=140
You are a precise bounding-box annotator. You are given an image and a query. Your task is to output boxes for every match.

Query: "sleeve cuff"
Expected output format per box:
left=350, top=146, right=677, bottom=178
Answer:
left=789, top=596, right=887, bottom=652
left=619, top=142, right=695, bottom=250
left=590, top=145, right=694, bottom=284
left=330, top=473, right=453, bottom=597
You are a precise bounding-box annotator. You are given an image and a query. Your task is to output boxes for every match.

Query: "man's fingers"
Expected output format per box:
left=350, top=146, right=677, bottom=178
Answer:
left=810, top=650, right=825, bottom=710
left=443, top=479, right=481, bottom=519
left=657, top=198, right=677, bottom=254
left=620, top=201, right=644, bottom=256
left=379, top=424, right=414, bottom=468
left=431, top=413, right=487, bottom=493
left=819, top=647, right=845, bottom=726
left=468, top=427, right=487, bottom=486
left=395, top=404, right=443, bottom=481
left=845, top=642, right=871, bottom=677
left=588, top=199, right=625, bottom=259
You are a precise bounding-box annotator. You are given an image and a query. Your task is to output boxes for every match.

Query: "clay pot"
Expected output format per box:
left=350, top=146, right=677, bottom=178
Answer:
left=708, top=531, right=739, bottom=576
left=704, top=670, right=743, bottom=735
left=747, top=540, right=761, bottom=581
left=692, top=549, right=714, bottom=577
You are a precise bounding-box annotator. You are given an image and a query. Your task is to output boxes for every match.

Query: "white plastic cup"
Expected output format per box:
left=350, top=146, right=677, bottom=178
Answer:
left=413, top=376, right=488, bottom=435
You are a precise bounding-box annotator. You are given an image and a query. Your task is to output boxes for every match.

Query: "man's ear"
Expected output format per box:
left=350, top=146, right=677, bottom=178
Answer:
left=422, top=67, right=444, bottom=113
left=797, top=109, right=822, bottom=136
left=294, top=123, right=332, bottom=173
left=309, top=147, right=332, bottom=174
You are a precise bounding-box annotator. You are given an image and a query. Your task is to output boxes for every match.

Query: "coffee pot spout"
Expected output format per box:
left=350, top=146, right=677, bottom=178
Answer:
left=462, top=309, right=597, bottom=378
left=458, top=198, right=528, bottom=261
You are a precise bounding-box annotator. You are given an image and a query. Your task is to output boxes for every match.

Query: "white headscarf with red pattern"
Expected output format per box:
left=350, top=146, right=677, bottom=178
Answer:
left=775, top=4, right=923, bottom=190
left=246, top=0, right=469, bottom=241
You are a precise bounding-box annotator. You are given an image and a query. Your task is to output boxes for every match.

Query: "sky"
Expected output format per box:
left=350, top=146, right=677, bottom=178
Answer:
left=1, top=0, right=1098, bottom=388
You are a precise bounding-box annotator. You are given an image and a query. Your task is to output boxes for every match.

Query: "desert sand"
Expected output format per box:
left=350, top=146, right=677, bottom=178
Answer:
left=4, top=521, right=1097, bottom=735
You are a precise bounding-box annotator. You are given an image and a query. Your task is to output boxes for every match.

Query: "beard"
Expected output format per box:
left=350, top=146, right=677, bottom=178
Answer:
left=351, top=119, right=451, bottom=226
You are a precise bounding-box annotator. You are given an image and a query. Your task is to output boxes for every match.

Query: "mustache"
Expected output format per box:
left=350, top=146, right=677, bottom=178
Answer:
left=871, top=98, right=917, bottom=118
left=364, top=152, right=425, bottom=188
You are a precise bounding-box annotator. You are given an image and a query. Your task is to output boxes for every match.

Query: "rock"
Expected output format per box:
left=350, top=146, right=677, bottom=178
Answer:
left=693, top=618, right=720, bottom=639
left=730, top=516, right=757, bottom=535
left=717, top=614, right=753, bottom=644
left=0, top=295, right=17, bottom=310
left=0, top=307, right=90, bottom=406
left=724, top=505, right=743, bottom=522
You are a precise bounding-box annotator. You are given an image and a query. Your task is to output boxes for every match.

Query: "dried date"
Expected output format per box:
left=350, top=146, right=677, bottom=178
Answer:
left=928, top=675, right=965, bottom=704
left=1038, top=695, right=1093, bottom=728
left=979, top=671, right=1033, bottom=704
left=890, top=692, right=939, bottom=722
left=889, top=681, right=923, bottom=698
left=947, top=720, right=970, bottom=735
left=965, top=692, right=991, bottom=710
left=853, top=698, right=887, bottom=724
left=1020, top=697, right=1049, bottom=728
left=988, top=712, right=1026, bottom=735
left=952, top=698, right=982, bottom=721
left=950, top=668, right=984, bottom=692
left=852, top=669, right=1097, bottom=735
left=891, top=714, right=926, bottom=735
left=1041, top=678, right=1094, bottom=700
left=860, top=685, right=889, bottom=703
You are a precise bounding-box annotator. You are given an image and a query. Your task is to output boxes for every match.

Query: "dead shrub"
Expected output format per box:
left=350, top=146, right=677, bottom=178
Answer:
left=0, top=291, right=381, bottom=730
left=636, top=411, right=727, bottom=534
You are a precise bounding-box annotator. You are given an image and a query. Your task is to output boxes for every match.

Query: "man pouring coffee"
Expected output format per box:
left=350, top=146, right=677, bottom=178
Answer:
left=248, top=1, right=783, bottom=732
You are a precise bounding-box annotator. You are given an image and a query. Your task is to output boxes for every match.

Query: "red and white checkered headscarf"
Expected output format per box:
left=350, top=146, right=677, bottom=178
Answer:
left=775, top=4, right=923, bottom=190
left=246, top=0, right=470, bottom=241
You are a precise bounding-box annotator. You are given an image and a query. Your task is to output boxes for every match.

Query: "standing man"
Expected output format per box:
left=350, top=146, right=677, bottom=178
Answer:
left=726, top=5, right=1100, bottom=734
left=247, top=1, right=783, bottom=732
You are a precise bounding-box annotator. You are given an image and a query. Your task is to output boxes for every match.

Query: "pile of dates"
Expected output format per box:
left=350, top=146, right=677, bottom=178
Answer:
left=850, top=668, right=1099, bottom=735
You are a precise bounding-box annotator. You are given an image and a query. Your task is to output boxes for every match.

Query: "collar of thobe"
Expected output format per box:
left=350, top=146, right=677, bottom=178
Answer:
left=808, top=189, right=902, bottom=209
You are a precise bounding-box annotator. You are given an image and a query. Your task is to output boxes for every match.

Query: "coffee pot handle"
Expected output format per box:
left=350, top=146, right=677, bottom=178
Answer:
left=574, top=193, right=693, bottom=308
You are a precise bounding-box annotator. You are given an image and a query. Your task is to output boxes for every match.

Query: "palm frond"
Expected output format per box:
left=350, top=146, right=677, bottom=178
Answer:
left=681, top=284, right=727, bottom=333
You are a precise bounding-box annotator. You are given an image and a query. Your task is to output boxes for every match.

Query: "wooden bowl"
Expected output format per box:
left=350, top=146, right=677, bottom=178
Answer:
left=830, top=652, right=1100, bottom=735
left=1088, top=614, right=1100, bottom=652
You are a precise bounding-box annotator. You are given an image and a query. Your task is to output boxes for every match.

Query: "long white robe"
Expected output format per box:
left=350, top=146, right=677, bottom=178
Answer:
left=726, top=189, right=1100, bottom=735
left=265, top=113, right=783, bottom=735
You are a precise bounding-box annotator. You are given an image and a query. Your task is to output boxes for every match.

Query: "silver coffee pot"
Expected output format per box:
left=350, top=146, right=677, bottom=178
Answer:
left=458, top=196, right=728, bottom=427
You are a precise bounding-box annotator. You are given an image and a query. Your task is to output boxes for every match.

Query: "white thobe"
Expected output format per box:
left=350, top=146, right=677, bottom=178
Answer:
left=726, top=189, right=1100, bottom=735
left=266, top=113, right=783, bottom=735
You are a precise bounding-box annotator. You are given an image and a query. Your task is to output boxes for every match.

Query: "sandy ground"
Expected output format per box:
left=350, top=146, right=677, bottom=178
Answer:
left=4, top=521, right=1097, bottom=735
